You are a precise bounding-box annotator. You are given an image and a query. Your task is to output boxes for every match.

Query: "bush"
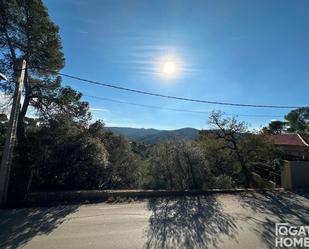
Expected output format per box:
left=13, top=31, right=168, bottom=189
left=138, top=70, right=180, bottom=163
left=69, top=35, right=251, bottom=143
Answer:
left=148, top=140, right=211, bottom=190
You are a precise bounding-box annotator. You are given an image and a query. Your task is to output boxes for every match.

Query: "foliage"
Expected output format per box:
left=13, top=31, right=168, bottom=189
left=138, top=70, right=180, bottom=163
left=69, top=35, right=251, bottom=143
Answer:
left=26, top=116, right=108, bottom=191
left=198, top=132, right=238, bottom=188
left=264, top=108, right=309, bottom=134
left=0, top=0, right=79, bottom=197
left=99, top=131, right=144, bottom=189
left=24, top=119, right=152, bottom=191
left=1, top=110, right=283, bottom=194
left=0, top=0, right=68, bottom=127
left=203, top=111, right=279, bottom=187
left=0, top=0, right=64, bottom=90
left=284, top=107, right=309, bottom=133
left=0, top=113, right=8, bottom=122
left=263, top=120, right=287, bottom=134
left=148, top=140, right=210, bottom=190
left=131, top=141, right=153, bottom=159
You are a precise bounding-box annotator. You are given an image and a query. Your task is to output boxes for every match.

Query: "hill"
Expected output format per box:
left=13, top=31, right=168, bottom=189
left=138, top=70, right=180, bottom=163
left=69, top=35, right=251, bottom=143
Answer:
left=106, top=127, right=199, bottom=144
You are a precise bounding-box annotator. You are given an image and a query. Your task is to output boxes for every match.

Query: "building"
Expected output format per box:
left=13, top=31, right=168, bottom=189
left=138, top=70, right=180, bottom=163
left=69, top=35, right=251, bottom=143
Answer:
left=271, top=133, right=309, bottom=161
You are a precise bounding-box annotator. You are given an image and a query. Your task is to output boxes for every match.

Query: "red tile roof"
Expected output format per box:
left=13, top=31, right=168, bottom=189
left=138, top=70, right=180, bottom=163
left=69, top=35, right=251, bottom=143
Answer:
left=270, top=134, right=309, bottom=147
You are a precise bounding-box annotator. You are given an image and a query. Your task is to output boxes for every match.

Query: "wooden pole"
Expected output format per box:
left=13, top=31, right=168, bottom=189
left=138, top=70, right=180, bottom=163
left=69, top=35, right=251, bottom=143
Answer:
left=0, top=59, right=26, bottom=208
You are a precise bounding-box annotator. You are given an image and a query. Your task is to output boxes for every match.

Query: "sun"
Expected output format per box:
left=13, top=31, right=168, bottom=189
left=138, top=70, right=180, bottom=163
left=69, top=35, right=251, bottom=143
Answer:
left=157, top=55, right=181, bottom=78
left=162, top=61, right=176, bottom=76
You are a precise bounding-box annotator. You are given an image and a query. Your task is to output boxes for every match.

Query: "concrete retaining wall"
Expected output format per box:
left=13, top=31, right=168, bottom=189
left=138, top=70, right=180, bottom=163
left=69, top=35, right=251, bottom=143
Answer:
left=26, top=188, right=284, bottom=206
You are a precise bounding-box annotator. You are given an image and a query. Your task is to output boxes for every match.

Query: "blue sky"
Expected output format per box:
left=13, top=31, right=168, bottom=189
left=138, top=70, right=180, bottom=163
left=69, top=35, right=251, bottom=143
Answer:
left=44, top=0, right=309, bottom=130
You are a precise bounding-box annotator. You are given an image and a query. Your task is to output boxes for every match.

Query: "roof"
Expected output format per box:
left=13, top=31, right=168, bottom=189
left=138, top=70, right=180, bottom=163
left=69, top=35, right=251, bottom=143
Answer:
left=270, top=134, right=309, bottom=147
left=301, top=134, right=309, bottom=145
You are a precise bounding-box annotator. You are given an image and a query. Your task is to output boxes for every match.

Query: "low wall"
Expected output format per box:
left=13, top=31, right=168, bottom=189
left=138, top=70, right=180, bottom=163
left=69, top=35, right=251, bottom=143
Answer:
left=281, top=161, right=309, bottom=189
left=26, top=188, right=284, bottom=206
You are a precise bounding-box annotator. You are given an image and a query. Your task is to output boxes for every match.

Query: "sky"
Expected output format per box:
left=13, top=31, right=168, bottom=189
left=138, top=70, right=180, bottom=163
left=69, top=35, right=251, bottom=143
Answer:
left=43, top=0, right=309, bottom=130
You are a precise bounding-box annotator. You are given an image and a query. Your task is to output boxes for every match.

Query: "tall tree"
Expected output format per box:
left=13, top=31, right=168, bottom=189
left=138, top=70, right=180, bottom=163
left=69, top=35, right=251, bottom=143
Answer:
left=0, top=0, right=65, bottom=162
left=285, top=108, right=309, bottom=133
left=0, top=0, right=90, bottom=198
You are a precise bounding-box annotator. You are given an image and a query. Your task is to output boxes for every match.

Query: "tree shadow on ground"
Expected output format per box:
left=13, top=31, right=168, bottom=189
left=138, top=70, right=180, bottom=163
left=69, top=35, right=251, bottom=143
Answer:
left=240, top=191, right=309, bottom=249
left=0, top=205, right=78, bottom=249
left=144, top=195, right=238, bottom=249
left=292, top=191, right=309, bottom=201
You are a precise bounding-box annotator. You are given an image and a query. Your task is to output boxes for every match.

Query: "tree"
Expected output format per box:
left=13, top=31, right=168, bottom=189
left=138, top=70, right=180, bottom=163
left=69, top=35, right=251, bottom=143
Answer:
left=27, top=116, right=108, bottom=191
left=285, top=108, right=309, bottom=133
left=198, top=132, right=237, bottom=188
left=266, top=120, right=286, bottom=134
left=207, top=111, right=277, bottom=187
left=149, top=140, right=210, bottom=190
left=0, top=0, right=69, bottom=188
left=100, top=131, right=143, bottom=189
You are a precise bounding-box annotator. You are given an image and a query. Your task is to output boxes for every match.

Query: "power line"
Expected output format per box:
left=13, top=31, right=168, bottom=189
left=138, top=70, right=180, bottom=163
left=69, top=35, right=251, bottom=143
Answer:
left=84, top=94, right=284, bottom=118
left=35, top=68, right=306, bottom=109
left=86, top=95, right=211, bottom=114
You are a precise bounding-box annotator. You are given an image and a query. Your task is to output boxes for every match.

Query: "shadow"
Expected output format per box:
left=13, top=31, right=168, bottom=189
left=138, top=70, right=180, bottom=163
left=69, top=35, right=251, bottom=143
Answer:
left=240, top=191, right=309, bottom=249
left=0, top=205, right=78, bottom=249
left=144, top=195, right=238, bottom=249
left=292, top=190, right=309, bottom=200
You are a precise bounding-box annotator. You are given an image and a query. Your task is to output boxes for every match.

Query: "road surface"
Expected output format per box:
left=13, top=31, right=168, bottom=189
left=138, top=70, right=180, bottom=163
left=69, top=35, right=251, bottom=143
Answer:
left=0, top=191, right=308, bottom=249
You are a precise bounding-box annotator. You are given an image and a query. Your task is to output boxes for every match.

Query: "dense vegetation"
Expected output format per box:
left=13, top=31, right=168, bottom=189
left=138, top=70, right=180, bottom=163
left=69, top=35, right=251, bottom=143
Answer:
left=0, top=109, right=282, bottom=199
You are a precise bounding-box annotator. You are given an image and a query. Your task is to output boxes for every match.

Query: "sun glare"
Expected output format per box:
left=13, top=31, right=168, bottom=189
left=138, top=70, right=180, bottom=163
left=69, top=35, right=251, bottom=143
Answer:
left=163, top=61, right=176, bottom=75
left=157, top=55, right=181, bottom=79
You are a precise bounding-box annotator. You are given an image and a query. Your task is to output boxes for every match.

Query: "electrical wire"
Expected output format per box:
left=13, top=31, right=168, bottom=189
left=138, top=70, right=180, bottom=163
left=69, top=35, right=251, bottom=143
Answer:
left=33, top=68, right=307, bottom=109
left=84, top=94, right=284, bottom=118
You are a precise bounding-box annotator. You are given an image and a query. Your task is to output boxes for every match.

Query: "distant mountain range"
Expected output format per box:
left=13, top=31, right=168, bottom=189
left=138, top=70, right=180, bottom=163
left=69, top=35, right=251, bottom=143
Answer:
left=105, top=127, right=200, bottom=144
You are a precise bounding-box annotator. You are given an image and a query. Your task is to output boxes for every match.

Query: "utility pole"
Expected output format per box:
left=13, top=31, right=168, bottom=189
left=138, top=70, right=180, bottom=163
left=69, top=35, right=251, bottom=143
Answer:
left=0, top=59, right=26, bottom=208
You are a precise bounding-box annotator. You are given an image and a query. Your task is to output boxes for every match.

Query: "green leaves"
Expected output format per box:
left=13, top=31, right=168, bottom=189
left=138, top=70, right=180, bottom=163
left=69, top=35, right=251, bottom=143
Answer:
left=263, top=107, right=309, bottom=134
left=149, top=140, right=208, bottom=190
left=28, top=117, right=108, bottom=190
left=1, top=0, right=64, bottom=81
left=285, top=107, right=309, bottom=133
left=201, top=111, right=279, bottom=187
